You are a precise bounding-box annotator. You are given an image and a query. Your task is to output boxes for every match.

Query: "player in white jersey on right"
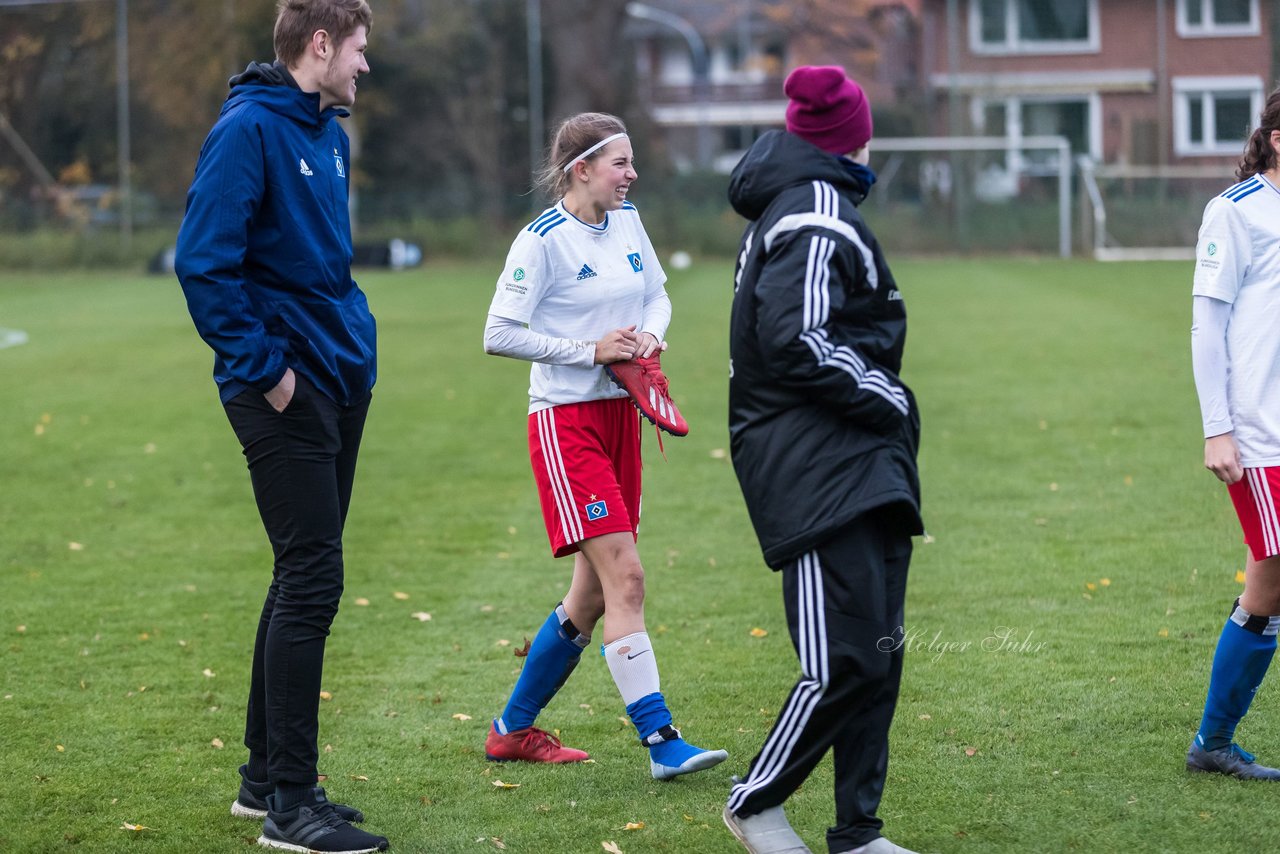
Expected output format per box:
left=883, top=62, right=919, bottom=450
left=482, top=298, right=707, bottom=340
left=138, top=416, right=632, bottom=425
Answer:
left=1189, top=86, right=1280, bottom=780
left=480, top=111, right=727, bottom=780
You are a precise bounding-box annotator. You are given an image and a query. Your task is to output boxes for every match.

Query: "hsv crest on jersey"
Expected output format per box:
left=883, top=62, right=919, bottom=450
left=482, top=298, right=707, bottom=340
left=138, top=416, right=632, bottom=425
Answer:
left=627, top=252, right=643, bottom=272
left=334, top=155, right=345, bottom=178
left=576, top=264, right=598, bottom=280
left=585, top=500, right=609, bottom=520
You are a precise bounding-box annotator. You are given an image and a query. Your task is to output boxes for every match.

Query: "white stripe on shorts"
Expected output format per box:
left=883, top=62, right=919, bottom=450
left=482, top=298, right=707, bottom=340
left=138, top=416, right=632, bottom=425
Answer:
left=536, top=408, right=583, bottom=545
left=1247, top=468, right=1280, bottom=557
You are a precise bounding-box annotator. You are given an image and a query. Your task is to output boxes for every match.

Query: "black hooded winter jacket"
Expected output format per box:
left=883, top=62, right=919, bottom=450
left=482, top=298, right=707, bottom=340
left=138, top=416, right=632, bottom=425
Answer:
left=727, top=130, right=922, bottom=569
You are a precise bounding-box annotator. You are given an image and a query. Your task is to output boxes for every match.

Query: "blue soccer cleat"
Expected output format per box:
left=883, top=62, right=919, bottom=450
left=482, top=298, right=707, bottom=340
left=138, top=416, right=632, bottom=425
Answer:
left=644, top=725, right=728, bottom=780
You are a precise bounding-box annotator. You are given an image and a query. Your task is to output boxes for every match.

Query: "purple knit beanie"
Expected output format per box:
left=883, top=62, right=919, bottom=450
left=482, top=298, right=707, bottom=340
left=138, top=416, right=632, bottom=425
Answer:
left=784, top=65, right=873, bottom=155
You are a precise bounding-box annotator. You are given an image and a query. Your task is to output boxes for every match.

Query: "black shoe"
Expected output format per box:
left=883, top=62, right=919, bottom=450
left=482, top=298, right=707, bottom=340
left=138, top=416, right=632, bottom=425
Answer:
left=1186, top=741, right=1280, bottom=780
left=231, top=765, right=365, bottom=822
left=258, top=788, right=388, bottom=853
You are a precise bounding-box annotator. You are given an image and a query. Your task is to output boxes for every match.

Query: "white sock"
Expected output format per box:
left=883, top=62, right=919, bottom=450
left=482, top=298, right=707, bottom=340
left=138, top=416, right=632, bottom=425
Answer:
left=603, top=631, right=660, bottom=705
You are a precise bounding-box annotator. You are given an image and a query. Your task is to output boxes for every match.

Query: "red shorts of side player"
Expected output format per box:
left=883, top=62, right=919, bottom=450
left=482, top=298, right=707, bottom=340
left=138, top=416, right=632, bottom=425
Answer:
left=528, top=397, right=641, bottom=558
left=1228, top=467, right=1280, bottom=561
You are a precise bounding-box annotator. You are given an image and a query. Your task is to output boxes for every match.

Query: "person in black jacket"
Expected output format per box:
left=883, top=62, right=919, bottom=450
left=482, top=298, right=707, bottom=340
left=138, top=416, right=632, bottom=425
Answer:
left=721, top=66, right=923, bottom=854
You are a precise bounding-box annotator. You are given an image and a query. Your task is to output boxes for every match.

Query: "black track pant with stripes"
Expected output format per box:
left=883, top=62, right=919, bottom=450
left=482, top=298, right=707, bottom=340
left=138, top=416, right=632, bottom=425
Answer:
left=728, top=508, right=912, bottom=852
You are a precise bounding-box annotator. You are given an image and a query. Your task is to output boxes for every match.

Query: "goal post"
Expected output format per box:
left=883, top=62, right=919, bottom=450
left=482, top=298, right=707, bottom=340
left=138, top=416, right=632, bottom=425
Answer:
left=867, top=135, right=1072, bottom=258
left=1076, top=159, right=1234, bottom=262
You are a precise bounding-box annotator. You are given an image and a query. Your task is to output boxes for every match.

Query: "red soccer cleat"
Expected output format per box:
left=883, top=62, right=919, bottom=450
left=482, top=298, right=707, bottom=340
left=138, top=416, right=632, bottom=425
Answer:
left=605, top=352, right=690, bottom=437
left=484, top=723, right=590, bottom=763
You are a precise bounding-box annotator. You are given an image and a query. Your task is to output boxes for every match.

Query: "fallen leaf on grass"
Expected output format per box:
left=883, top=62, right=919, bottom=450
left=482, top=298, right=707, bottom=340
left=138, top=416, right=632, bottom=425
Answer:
left=68, top=542, right=84, bottom=551
left=1085, top=582, right=1097, bottom=592
left=919, top=714, right=932, bottom=721
left=319, top=691, right=333, bottom=701
left=480, top=605, right=494, bottom=613
left=354, top=598, right=371, bottom=606
left=1100, top=578, right=1111, bottom=587
left=211, top=738, right=224, bottom=749
left=350, top=775, right=369, bottom=782
left=622, top=822, right=644, bottom=831
left=491, top=780, right=520, bottom=789
left=393, top=592, right=410, bottom=600
left=602, top=843, right=623, bottom=854
left=964, top=748, right=977, bottom=757
left=1157, top=628, right=1169, bottom=638
left=1236, top=570, right=1247, bottom=584
left=202, top=668, right=216, bottom=678
left=120, top=823, right=149, bottom=832
left=489, top=838, right=507, bottom=850
left=453, top=713, right=472, bottom=721
left=56, top=745, right=65, bottom=752
left=411, top=612, right=432, bottom=622
left=514, top=638, right=531, bottom=658
left=496, top=639, right=511, bottom=647
left=16, top=625, right=26, bottom=634
left=749, top=628, right=768, bottom=638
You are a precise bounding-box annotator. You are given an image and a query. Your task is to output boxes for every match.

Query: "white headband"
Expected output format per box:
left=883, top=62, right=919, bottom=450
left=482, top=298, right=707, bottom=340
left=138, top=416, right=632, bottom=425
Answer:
left=562, top=132, right=629, bottom=173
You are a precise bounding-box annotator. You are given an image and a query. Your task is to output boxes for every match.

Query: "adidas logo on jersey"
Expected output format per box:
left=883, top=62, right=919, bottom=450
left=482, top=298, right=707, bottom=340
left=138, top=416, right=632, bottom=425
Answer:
left=576, top=264, right=597, bottom=280
left=299, top=158, right=313, bottom=176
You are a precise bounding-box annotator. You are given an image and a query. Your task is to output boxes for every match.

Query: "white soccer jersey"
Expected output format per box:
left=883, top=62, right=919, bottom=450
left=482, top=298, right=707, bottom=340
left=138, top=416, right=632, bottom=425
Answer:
left=489, top=200, right=670, bottom=413
left=1193, top=173, right=1280, bottom=466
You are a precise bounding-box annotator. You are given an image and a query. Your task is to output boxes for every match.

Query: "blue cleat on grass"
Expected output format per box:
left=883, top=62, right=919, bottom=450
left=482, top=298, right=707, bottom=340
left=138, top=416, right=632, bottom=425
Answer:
left=644, top=725, right=728, bottom=780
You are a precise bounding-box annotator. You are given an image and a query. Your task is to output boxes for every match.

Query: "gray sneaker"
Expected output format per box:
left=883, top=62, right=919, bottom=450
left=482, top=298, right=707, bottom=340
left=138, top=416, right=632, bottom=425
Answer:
left=835, top=838, right=920, bottom=854
left=1186, top=741, right=1280, bottom=780
left=723, top=804, right=811, bottom=853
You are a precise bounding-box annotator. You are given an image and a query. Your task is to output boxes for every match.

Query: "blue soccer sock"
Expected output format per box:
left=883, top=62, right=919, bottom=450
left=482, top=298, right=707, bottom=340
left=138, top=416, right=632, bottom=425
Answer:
left=496, top=603, right=589, bottom=734
left=1196, top=601, right=1278, bottom=752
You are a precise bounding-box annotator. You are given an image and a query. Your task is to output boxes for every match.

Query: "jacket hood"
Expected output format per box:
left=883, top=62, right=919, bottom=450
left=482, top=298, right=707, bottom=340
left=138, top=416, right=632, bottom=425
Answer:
left=223, top=60, right=348, bottom=127
left=728, top=130, right=870, bottom=221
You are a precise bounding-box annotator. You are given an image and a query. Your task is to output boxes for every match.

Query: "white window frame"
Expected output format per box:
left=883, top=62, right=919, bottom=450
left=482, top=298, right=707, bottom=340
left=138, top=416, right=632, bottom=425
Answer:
left=1175, top=0, right=1260, bottom=37
left=1173, top=76, right=1263, bottom=156
left=971, top=93, right=1101, bottom=173
left=969, top=0, right=1100, bottom=55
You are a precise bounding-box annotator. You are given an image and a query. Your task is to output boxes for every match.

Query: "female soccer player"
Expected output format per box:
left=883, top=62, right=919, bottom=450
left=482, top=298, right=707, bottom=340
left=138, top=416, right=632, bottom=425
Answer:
left=1189, top=86, right=1280, bottom=781
left=480, top=112, right=726, bottom=780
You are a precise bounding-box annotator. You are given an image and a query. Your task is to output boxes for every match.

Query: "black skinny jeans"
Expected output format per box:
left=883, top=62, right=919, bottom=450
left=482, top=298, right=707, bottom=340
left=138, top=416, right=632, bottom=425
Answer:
left=223, top=374, right=370, bottom=785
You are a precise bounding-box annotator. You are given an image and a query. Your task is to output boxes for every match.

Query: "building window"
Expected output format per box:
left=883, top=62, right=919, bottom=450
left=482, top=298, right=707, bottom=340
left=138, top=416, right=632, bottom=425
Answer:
left=1173, top=77, right=1263, bottom=156
left=971, top=0, right=1098, bottom=54
left=1176, top=0, right=1259, bottom=36
left=973, top=95, right=1097, bottom=175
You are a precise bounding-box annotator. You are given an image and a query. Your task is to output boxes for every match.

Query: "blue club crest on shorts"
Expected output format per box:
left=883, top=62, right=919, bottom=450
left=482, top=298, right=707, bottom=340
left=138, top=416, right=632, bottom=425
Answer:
left=585, top=500, right=609, bottom=520
left=627, top=252, right=643, bottom=272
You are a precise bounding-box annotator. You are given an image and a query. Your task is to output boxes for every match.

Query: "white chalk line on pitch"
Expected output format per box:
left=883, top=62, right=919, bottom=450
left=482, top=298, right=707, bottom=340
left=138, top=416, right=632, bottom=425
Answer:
left=0, top=328, right=30, bottom=350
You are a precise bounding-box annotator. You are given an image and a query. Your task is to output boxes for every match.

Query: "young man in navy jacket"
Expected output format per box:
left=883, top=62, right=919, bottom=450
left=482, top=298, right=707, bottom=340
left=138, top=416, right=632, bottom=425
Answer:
left=722, top=66, right=922, bottom=854
left=175, top=2, right=386, bottom=851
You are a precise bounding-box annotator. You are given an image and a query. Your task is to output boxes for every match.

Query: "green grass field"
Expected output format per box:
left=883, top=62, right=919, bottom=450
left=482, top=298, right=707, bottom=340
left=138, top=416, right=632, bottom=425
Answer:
left=3, top=257, right=1278, bottom=853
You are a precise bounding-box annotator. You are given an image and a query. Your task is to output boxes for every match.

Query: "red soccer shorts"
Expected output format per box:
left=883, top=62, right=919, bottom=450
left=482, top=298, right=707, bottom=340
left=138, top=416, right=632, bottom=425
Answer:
left=528, top=397, right=641, bottom=558
left=1228, top=467, right=1280, bottom=561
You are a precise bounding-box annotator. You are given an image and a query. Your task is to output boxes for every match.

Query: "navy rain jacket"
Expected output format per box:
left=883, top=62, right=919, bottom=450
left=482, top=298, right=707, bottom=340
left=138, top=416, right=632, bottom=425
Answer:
left=175, top=62, right=376, bottom=406
left=727, top=130, right=922, bottom=569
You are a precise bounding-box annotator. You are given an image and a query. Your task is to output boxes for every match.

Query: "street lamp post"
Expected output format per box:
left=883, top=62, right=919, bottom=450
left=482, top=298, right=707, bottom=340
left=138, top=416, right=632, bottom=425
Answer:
left=625, top=1, right=711, bottom=170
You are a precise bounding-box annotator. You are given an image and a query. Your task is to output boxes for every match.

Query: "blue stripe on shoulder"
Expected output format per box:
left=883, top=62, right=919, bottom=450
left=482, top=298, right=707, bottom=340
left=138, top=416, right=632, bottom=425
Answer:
left=526, top=209, right=561, bottom=232
left=1222, top=177, right=1260, bottom=199
left=533, top=215, right=566, bottom=236
left=1230, top=184, right=1264, bottom=203
left=621, top=201, right=637, bottom=211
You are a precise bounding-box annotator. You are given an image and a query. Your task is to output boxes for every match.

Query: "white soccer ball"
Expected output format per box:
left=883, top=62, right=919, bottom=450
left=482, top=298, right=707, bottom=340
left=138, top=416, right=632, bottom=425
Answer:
left=669, top=250, right=692, bottom=270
